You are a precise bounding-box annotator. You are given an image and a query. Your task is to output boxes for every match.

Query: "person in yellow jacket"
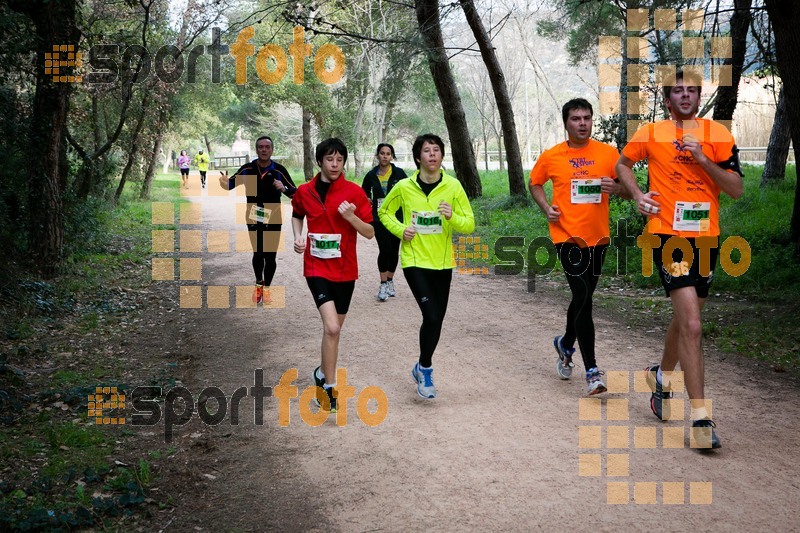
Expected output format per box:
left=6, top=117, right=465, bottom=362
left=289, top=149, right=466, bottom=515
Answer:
left=194, top=149, right=210, bottom=188
left=378, top=133, right=475, bottom=399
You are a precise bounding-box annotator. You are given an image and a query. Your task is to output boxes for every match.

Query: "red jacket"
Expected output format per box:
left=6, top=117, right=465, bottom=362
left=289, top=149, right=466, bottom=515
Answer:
left=291, top=174, right=373, bottom=281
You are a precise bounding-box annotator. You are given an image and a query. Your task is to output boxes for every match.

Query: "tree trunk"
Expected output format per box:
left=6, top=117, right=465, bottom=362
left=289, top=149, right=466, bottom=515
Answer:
left=460, top=0, right=523, bottom=195
left=115, top=93, right=151, bottom=204
left=302, top=106, right=314, bottom=181
left=761, top=87, right=790, bottom=186
left=765, top=0, right=800, bottom=249
left=712, top=0, right=752, bottom=122
left=415, top=0, right=481, bottom=198
left=140, top=106, right=168, bottom=200
left=9, top=0, right=79, bottom=277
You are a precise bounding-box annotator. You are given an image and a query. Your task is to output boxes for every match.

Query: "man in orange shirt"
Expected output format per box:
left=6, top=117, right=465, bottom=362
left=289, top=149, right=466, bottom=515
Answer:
left=616, top=70, right=743, bottom=449
left=530, top=98, right=627, bottom=395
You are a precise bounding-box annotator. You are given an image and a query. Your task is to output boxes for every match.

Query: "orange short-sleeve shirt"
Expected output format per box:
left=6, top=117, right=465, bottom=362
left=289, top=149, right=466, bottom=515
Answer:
left=622, top=118, right=738, bottom=237
left=529, top=139, right=619, bottom=247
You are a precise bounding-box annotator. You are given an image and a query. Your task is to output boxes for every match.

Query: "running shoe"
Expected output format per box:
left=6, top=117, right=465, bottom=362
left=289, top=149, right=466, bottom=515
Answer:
left=312, top=366, right=325, bottom=388
left=554, top=336, right=575, bottom=380
left=586, top=368, right=607, bottom=396
left=691, top=418, right=721, bottom=450
left=645, top=364, right=672, bottom=421
left=386, top=279, right=396, bottom=297
left=252, top=283, right=264, bottom=304
left=411, top=362, right=436, bottom=399
left=377, top=282, right=389, bottom=302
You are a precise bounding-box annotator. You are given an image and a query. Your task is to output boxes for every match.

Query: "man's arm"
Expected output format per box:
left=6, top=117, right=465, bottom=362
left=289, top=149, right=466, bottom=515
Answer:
left=616, top=155, right=661, bottom=215
left=338, top=201, right=374, bottom=239
left=529, top=183, right=561, bottom=223
left=683, top=141, right=743, bottom=199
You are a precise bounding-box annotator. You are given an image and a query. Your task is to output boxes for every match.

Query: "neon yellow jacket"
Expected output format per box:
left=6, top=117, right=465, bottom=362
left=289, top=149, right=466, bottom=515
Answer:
left=378, top=170, right=474, bottom=269
left=194, top=152, right=210, bottom=171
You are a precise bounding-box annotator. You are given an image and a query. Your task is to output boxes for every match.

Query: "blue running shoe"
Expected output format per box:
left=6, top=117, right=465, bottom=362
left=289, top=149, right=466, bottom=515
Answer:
left=411, top=362, right=436, bottom=399
left=586, top=368, right=607, bottom=396
left=692, top=418, right=721, bottom=450
left=645, top=364, right=672, bottom=421
left=554, top=336, right=575, bottom=380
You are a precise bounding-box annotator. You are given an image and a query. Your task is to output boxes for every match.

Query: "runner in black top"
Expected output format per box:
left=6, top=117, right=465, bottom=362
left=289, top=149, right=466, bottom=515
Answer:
left=220, top=136, right=297, bottom=304
left=361, top=143, right=408, bottom=301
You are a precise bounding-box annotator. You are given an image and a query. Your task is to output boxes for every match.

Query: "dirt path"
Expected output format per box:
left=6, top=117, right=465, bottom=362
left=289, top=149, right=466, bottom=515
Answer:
left=158, top=188, right=800, bottom=531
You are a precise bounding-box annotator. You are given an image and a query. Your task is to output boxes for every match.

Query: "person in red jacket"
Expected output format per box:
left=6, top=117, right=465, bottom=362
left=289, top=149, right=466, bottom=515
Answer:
left=291, top=138, right=375, bottom=414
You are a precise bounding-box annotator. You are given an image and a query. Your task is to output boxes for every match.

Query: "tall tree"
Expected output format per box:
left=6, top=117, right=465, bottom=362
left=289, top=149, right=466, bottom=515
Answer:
left=712, top=0, right=753, bottom=121
left=415, top=0, right=481, bottom=198
left=760, top=86, right=790, bottom=186
left=765, top=0, right=800, bottom=250
left=460, top=0, right=525, bottom=196
left=8, top=0, right=80, bottom=277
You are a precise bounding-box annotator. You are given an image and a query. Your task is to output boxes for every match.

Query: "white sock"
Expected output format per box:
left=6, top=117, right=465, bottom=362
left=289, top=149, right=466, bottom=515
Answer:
left=323, top=382, right=336, bottom=390
left=691, top=406, right=709, bottom=421
left=656, top=367, right=671, bottom=387
left=418, top=364, right=432, bottom=370
left=316, top=368, right=325, bottom=380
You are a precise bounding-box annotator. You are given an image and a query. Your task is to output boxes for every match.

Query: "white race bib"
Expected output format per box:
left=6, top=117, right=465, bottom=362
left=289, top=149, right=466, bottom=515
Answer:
left=571, top=179, right=602, bottom=204
left=309, top=233, right=342, bottom=259
left=412, top=211, right=443, bottom=234
left=376, top=198, right=384, bottom=208
left=249, top=205, right=272, bottom=224
left=673, top=201, right=711, bottom=232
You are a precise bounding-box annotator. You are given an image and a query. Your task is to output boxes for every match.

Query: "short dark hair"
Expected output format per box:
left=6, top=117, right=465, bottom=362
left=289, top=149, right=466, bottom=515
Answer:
left=315, top=138, right=348, bottom=165
left=375, top=143, right=396, bottom=158
left=255, top=136, right=273, bottom=146
left=411, top=134, right=445, bottom=169
left=663, top=69, right=702, bottom=100
left=561, top=98, right=593, bottom=126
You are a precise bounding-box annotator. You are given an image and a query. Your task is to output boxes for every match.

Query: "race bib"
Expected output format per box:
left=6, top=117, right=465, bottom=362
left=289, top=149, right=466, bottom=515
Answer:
left=249, top=205, right=272, bottom=224
left=308, top=233, right=342, bottom=259
left=376, top=198, right=384, bottom=208
left=412, top=211, right=443, bottom=234
left=673, top=201, right=711, bottom=232
left=571, top=179, right=602, bottom=204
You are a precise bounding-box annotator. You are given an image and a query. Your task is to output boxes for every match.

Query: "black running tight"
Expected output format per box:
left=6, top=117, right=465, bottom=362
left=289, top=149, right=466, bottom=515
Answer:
left=374, top=224, right=400, bottom=273
left=252, top=252, right=277, bottom=285
left=403, top=267, right=452, bottom=368
left=555, top=243, right=608, bottom=371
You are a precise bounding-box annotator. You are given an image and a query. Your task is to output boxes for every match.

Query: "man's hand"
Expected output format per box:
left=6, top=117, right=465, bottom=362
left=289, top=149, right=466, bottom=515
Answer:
left=638, top=191, right=661, bottom=216
left=438, top=201, right=452, bottom=220
left=545, top=204, right=561, bottom=223
left=601, top=177, right=620, bottom=195
left=402, top=226, right=416, bottom=241
left=293, top=236, right=306, bottom=254
left=338, top=201, right=357, bottom=221
left=273, top=178, right=286, bottom=192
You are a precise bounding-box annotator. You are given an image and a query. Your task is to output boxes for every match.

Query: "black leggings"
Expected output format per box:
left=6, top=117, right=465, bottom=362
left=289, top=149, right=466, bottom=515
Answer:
left=248, top=225, right=280, bottom=285
left=555, top=243, right=608, bottom=371
left=404, top=267, right=452, bottom=367
left=375, top=223, right=400, bottom=273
